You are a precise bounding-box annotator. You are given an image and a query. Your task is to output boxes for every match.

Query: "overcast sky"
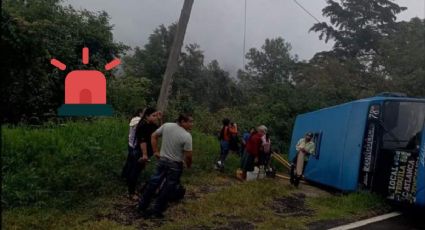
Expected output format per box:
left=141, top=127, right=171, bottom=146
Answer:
left=65, top=0, right=424, bottom=74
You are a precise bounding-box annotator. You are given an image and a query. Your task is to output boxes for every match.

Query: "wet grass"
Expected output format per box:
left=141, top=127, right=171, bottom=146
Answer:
left=2, top=118, right=389, bottom=229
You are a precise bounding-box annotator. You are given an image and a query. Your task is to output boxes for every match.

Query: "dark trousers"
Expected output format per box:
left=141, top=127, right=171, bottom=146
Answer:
left=289, top=154, right=308, bottom=187
left=240, top=144, right=245, bottom=156
left=121, top=145, right=133, bottom=179
left=219, top=140, right=230, bottom=162
left=229, top=136, right=239, bottom=152
left=138, top=158, right=183, bottom=214
left=122, top=145, right=145, bottom=195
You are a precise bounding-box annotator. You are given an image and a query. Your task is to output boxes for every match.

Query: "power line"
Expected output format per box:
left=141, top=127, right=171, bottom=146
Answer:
left=293, top=0, right=321, bottom=23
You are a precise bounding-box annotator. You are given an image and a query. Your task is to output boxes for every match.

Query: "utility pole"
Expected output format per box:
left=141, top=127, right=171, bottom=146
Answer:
left=156, top=0, right=194, bottom=113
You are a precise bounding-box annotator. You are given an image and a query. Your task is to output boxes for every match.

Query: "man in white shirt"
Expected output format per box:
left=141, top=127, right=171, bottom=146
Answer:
left=138, top=113, right=193, bottom=218
left=290, top=132, right=315, bottom=187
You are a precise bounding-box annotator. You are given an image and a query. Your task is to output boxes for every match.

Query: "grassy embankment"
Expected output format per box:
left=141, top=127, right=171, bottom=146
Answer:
left=2, top=118, right=389, bottom=229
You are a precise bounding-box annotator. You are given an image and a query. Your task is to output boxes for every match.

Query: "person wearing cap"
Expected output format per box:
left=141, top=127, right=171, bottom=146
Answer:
left=290, top=132, right=315, bottom=187
left=240, top=125, right=267, bottom=180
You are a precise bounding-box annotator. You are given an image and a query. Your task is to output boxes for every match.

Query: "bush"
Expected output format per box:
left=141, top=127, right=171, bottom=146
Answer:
left=2, top=118, right=128, bottom=208
left=108, top=76, right=151, bottom=116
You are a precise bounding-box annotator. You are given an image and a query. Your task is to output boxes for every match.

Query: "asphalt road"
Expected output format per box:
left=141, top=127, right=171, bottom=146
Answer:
left=353, top=213, right=425, bottom=230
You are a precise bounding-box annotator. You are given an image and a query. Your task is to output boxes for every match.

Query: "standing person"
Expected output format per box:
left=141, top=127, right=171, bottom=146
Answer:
left=216, top=118, right=230, bottom=170
left=290, top=132, right=315, bottom=187
left=240, top=125, right=267, bottom=180
left=125, top=108, right=160, bottom=200
left=240, top=127, right=254, bottom=156
left=121, top=108, right=145, bottom=180
left=138, top=114, right=193, bottom=218
left=228, top=122, right=239, bottom=154
left=261, top=133, right=272, bottom=169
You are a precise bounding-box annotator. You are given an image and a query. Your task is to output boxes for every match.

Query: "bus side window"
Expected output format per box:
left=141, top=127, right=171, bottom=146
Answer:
left=313, top=132, right=323, bottom=159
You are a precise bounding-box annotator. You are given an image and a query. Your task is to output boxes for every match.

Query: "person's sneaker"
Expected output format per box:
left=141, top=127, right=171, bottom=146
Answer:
left=215, top=161, right=222, bottom=170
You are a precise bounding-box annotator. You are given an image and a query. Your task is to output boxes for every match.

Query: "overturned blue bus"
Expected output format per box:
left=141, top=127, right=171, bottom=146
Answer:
left=289, top=93, right=425, bottom=207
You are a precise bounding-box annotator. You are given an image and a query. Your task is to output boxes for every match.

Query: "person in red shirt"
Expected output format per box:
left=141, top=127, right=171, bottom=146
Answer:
left=240, top=125, right=267, bottom=180
left=228, top=122, right=239, bottom=154
left=215, top=118, right=231, bottom=170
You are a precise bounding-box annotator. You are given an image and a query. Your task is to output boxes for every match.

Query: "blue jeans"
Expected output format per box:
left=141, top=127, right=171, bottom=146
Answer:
left=138, top=158, right=183, bottom=214
left=219, top=140, right=230, bottom=162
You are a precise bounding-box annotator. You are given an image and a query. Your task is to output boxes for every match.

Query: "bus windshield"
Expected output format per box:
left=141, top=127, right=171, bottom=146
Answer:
left=381, top=101, right=425, bottom=150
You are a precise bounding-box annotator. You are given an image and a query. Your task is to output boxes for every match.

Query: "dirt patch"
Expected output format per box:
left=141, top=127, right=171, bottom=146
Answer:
left=214, top=220, right=255, bottom=230
left=186, top=190, right=201, bottom=200
left=184, top=185, right=219, bottom=201
left=186, top=178, right=235, bottom=201
left=188, top=225, right=213, bottom=230
left=267, top=193, right=314, bottom=217
left=212, top=213, right=239, bottom=220
left=95, top=202, right=141, bottom=226
left=199, top=185, right=218, bottom=193
left=210, top=214, right=255, bottom=230
left=94, top=197, right=169, bottom=229
left=299, top=184, right=332, bottom=198
left=252, top=216, right=266, bottom=223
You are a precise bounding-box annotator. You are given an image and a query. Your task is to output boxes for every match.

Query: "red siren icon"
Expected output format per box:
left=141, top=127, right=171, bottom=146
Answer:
left=50, top=47, right=120, bottom=116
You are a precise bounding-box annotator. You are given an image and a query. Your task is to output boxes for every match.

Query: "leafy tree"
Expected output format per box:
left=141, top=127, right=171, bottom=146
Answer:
left=1, top=0, right=127, bottom=123
left=310, top=0, right=406, bottom=60
left=203, top=60, right=241, bottom=111
left=123, top=24, right=239, bottom=113
left=304, top=0, right=409, bottom=107
left=173, top=43, right=205, bottom=101
left=377, top=18, right=425, bottom=97
left=122, top=24, right=176, bottom=102
left=241, top=37, right=296, bottom=89
left=108, top=76, right=150, bottom=116
left=294, top=53, right=376, bottom=106
left=233, top=37, right=300, bottom=149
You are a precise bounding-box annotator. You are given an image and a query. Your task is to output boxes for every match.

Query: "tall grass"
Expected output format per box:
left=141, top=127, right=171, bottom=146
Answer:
left=2, top=119, right=129, bottom=208
left=2, top=118, right=389, bottom=229
left=2, top=118, right=224, bottom=209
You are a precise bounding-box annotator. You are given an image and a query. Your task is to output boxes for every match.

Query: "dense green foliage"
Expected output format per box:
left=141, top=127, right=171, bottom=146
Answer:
left=122, top=24, right=241, bottom=112
left=1, top=0, right=128, bottom=123
left=310, top=0, right=406, bottom=59
left=1, top=118, right=222, bottom=208
left=2, top=0, right=423, bottom=144
left=2, top=119, right=128, bottom=207
left=1, top=0, right=424, bottom=214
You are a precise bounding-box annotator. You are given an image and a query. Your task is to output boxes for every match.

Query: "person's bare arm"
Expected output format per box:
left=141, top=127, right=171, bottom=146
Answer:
left=151, top=132, right=161, bottom=159
left=296, top=139, right=306, bottom=152
left=184, top=150, right=192, bottom=169
left=139, top=143, right=148, bottom=162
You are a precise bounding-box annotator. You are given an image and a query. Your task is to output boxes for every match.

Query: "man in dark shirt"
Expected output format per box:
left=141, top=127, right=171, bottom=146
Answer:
left=126, top=108, right=160, bottom=200
left=135, top=121, right=159, bottom=161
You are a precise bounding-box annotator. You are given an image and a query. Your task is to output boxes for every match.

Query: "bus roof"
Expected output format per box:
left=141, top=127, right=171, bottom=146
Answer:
left=299, top=95, right=425, bottom=118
